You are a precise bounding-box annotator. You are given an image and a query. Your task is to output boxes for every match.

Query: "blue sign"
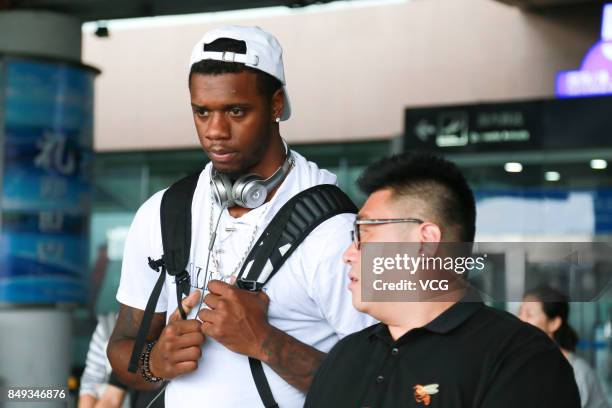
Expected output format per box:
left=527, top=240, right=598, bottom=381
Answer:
left=0, top=59, right=95, bottom=304
left=556, top=4, right=612, bottom=97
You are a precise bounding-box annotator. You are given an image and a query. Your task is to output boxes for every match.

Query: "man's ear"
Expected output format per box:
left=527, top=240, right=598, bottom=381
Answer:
left=271, top=88, right=284, bottom=121
left=548, top=316, right=562, bottom=335
left=420, top=223, right=441, bottom=256
left=421, top=223, right=441, bottom=243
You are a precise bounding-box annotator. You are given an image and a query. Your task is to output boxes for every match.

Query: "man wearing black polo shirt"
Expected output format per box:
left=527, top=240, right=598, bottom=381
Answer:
left=305, top=153, right=580, bottom=408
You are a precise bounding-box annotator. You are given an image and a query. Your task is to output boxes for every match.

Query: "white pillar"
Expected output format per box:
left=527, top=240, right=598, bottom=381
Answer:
left=0, top=10, right=87, bottom=401
left=0, top=308, right=72, bottom=386
left=0, top=10, right=82, bottom=62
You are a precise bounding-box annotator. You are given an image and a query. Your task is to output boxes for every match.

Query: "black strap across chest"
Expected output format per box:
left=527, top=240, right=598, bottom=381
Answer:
left=128, top=172, right=356, bottom=408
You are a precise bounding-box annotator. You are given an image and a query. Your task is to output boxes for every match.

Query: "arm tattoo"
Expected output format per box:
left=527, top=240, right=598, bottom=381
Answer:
left=110, top=306, right=165, bottom=343
left=107, top=305, right=166, bottom=390
left=260, top=327, right=326, bottom=393
left=110, top=307, right=141, bottom=342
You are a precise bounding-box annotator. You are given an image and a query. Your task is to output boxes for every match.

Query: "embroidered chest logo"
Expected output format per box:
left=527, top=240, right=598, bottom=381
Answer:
left=413, top=383, right=439, bottom=406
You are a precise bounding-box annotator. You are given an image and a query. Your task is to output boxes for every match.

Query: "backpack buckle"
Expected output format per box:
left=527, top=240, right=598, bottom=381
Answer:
left=175, top=270, right=191, bottom=297
left=236, top=279, right=263, bottom=292
left=147, top=257, right=165, bottom=272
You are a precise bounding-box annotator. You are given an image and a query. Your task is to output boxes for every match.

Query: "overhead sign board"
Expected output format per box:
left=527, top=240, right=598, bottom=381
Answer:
left=405, top=96, right=612, bottom=152
left=556, top=3, right=612, bottom=98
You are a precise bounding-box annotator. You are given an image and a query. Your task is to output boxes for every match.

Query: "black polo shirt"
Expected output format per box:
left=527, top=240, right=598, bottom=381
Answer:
left=305, top=301, right=581, bottom=408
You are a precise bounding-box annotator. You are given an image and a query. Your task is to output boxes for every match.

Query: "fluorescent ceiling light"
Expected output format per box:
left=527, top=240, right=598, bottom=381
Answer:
left=590, top=159, right=608, bottom=170
left=504, top=162, right=523, bottom=173
left=545, top=171, right=560, bottom=182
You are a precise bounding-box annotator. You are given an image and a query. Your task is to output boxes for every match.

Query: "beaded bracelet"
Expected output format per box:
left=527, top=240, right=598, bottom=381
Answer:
left=140, top=341, right=163, bottom=383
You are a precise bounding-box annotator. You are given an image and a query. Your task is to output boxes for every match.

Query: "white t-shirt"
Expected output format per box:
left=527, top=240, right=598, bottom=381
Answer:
left=117, top=150, right=375, bottom=407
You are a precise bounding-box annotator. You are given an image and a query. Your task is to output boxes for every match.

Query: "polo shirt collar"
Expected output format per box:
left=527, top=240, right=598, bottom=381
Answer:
left=424, top=299, right=484, bottom=334
left=369, top=295, right=484, bottom=344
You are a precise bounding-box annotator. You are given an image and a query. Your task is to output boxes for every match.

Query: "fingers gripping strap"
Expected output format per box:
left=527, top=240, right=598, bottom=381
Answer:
left=175, top=271, right=191, bottom=319
left=129, top=173, right=199, bottom=374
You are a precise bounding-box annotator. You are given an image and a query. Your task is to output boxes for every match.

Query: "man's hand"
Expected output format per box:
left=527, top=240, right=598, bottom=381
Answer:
left=149, top=290, right=206, bottom=379
left=197, top=280, right=326, bottom=393
left=198, top=280, right=272, bottom=359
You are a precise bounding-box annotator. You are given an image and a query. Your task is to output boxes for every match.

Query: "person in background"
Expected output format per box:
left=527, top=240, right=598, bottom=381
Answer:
left=88, top=245, right=110, bottom=318
left=519, top=285, right=611, bottom=408
left=80, top=313, right=164, bottom=408
left=79, top=313, right=129, bottom=408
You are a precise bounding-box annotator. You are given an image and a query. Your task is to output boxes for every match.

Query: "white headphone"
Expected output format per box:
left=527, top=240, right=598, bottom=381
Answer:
left=210, top=144, right=294, bottom=209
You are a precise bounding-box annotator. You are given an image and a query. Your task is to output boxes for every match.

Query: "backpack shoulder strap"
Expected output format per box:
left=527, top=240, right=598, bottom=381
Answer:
left=236, top=183, right=357, bottom=290
left=160, top=172, right=201, bottom=277
left=127, top=172, right=200, bottom=373
left=235, top=184, right=357, bottom=408
left=160, top=172, right=200, bottom=317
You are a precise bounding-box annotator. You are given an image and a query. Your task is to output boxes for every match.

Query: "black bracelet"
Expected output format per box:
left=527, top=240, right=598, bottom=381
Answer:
left=140, top=341, right=163, bottom=383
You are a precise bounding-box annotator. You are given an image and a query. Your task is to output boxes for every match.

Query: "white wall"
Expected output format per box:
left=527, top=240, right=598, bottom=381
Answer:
left=82, top=0, right=600, bottom=152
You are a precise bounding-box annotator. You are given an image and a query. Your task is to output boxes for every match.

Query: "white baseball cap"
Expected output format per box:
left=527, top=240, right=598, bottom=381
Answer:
left=189, top=25, right=291, bottom=121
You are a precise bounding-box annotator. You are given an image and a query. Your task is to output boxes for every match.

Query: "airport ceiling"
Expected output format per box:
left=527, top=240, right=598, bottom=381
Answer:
left=495, top=0, right=607, bottom=7
left=0, top=0, right=608, bottom=22
left=0, top=0, right=339, bottom=21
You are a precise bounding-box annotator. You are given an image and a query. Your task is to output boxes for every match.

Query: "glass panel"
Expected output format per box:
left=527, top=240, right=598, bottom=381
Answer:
left=449, top=150, right=612, bottom=398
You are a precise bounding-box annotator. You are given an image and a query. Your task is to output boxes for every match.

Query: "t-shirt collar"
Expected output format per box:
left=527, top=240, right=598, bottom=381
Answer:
left=205, top=149, right=299, bottom=225
left=369, top=294, right=484, bottom=345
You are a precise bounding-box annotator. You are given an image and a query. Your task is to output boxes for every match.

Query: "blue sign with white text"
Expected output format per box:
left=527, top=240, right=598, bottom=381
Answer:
left=0, top=58, right=95, bottom=304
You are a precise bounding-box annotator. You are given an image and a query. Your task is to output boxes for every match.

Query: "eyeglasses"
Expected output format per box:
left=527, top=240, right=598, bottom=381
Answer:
left=351, top=218, right=424, bottom=250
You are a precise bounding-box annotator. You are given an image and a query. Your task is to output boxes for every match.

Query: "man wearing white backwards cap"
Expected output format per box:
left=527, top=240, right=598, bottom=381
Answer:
left=108, top=26, right=374, bottom=407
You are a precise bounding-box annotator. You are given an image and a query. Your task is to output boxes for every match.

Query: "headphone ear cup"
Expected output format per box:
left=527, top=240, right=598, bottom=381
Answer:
left=233, top=174, right=267, bottom=209
left=211, top=172, right=235, bottom=207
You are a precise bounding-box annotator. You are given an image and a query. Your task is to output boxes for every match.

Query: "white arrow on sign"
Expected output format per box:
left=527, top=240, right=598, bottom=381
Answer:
left=415, top=119, right=436, bottom=142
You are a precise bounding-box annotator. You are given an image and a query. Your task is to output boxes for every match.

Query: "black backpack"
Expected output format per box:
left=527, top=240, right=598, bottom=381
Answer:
left=128, top=172, right=357, bottom=407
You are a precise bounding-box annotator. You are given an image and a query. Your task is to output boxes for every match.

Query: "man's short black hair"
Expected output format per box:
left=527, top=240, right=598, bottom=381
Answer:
left=357, top=152, right=476, bottom=242
left=188, top=38, right=283, bottom=100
